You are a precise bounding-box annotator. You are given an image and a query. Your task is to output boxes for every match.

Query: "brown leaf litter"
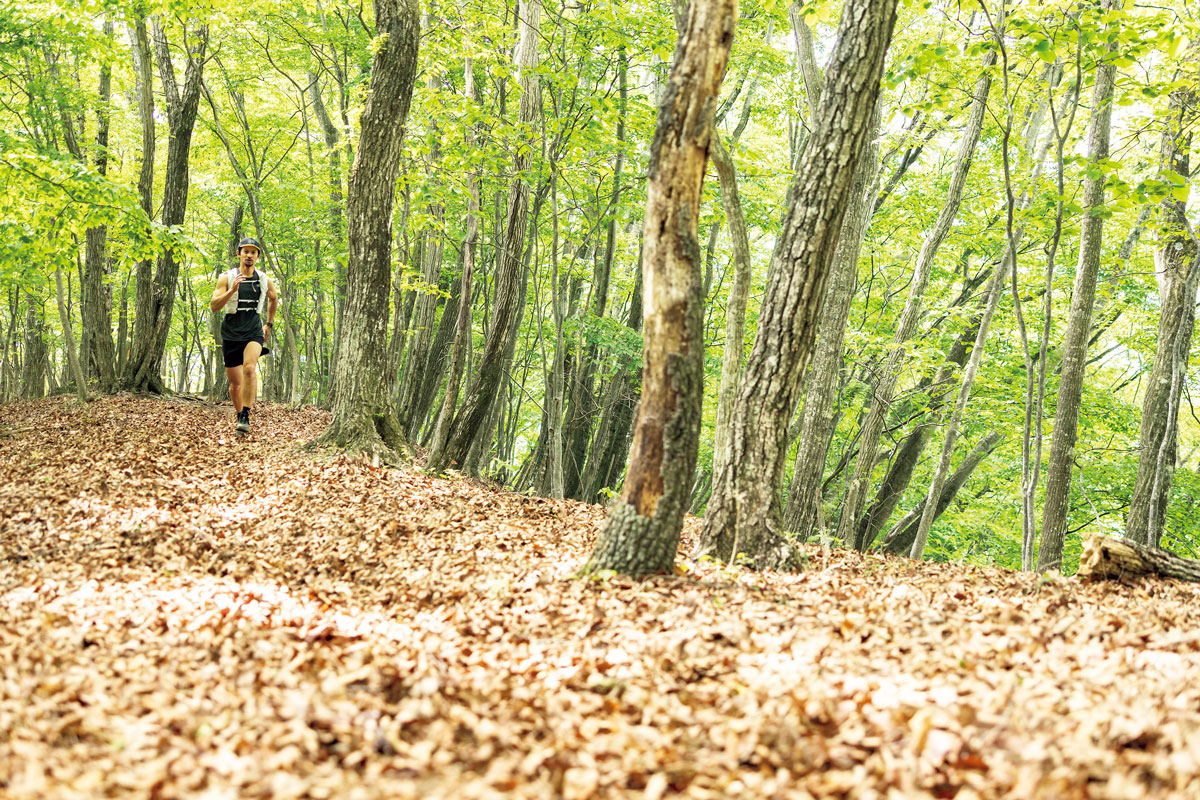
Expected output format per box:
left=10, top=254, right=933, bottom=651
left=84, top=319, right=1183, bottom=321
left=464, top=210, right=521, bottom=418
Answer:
left=1, top=395, right=1199, bottom=799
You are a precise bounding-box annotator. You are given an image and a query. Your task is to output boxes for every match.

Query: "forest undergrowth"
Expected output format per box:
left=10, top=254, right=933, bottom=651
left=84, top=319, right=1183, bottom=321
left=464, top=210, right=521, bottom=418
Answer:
left=1, top=396, right=1199, bottom=799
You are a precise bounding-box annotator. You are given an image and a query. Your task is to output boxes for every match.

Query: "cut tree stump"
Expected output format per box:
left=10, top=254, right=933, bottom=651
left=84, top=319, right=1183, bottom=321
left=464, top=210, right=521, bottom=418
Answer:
left=1077, top=532, right=1200, bottom=582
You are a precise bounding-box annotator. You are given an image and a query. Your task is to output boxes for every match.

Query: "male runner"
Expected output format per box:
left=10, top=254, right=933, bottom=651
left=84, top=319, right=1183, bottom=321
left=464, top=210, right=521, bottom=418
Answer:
left=210, top=237, right=279, bottom=433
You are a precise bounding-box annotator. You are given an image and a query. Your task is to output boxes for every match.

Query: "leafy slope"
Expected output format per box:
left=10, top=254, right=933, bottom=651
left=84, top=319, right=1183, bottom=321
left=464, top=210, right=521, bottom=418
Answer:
left=1, top=396, right=1199, bottom=799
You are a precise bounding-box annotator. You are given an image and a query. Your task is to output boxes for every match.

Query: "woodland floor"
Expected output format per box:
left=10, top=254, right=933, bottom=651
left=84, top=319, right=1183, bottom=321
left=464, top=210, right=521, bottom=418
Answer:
left=1, top=397, right=1199, bottom=799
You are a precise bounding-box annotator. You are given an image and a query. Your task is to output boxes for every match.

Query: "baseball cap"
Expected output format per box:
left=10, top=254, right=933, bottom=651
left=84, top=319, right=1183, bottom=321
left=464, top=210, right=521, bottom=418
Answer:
left=237, top=237, right=264, bottom=253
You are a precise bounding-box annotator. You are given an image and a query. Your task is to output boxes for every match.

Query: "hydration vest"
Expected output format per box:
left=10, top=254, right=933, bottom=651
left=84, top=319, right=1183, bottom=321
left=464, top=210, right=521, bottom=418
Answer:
left=223, top=269, right=272, bottom=316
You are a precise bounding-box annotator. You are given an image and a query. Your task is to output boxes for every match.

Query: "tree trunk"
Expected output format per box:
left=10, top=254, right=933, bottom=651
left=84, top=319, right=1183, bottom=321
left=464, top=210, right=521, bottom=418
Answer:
left=209, top=204, right=243, bottom=401
left=126, top=19, right=208, bottom=393
left=21, top=305, right=46, bottom=400
left=427, top=54, right=480, bottom=471
left=564, top=51, right=628, bottom=500
left=439, top=0, right=542, bottom=470
left=125, top=17, right=154, bottom=385
left=583, top=0, right=737, bottom=577
left=579, top=264, right=643, bottom=504
left=1126, top=81, right=1198, bottom=548
left=881, top=431, right=1002, bottom=555
left=1038, top=0, right=1121, bottom=572
left=836, top=51, right=994, bottom=552
left=781, top=102, right=882, bottom=539
left=708, top=134, right=755, bottom=488
left=312, top=0, right=420, bottom=461
left=82, top=18, right=117, bottom=393
left=696, top=0, right=899, bottom=570
left=396, top=64, right=446, bottom=434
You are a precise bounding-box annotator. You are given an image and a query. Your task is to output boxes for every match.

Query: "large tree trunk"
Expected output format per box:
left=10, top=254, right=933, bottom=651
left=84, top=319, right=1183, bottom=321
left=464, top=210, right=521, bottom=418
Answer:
left=1125, top=81, right=1198, bottom=549
left=59, top=269, right=92, bottom=401
left=836, top=51, right=994, bottom=552
left=313, top=0, right=420, bottom=461
left=124, top=18, right=154, bottom=385
left=440, top=0, right=542, bottom=471
left=781, top=103, right=882, bottom=539
left=82, top=18, right=117, bottom=393
left=1037, top=0, right=1121, bottom=572
left=125, top=19, right=208, bottom=393
left=583, top=0, right=736, bottom=577
left=695, top=0, right=898, bottom=570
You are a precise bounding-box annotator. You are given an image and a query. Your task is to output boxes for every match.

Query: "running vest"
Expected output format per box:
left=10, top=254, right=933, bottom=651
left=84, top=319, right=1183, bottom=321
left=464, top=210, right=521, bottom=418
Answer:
left=223, top=269, right=271, bottom=316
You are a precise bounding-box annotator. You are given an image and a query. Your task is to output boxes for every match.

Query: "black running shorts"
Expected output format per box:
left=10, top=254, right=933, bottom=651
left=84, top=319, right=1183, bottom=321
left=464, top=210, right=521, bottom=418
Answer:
left=222, top=337, right=264, bottom=368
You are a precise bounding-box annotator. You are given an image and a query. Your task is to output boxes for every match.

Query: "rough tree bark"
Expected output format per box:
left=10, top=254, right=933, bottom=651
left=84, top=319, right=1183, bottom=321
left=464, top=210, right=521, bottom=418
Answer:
left=582, top=0, right=737, bottom=577
left=1126, top=75, right=1198, bottom=549
left=1038, top=0, right=1121, bottom=572
left=440, top=0, right=542, bottom=471
left=82, top=17, right=117, bottom=393
left=125, top=18, right=154, bottom=385
left=312, top=0, right=420, bottom=461
left=780, top=102, right=882, bottom=539
left=21, top=305, right=46, bottom=400
left=695, top=0, right=899, bottom=570
left=125, top=19, right=208, bottom=393
left=836, top=51, right=994, bottom=552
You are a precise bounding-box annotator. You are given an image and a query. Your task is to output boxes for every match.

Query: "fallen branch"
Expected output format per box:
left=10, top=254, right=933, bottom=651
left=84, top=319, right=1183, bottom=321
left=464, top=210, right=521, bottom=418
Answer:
left=1077, top=531, right=1200, bottom=582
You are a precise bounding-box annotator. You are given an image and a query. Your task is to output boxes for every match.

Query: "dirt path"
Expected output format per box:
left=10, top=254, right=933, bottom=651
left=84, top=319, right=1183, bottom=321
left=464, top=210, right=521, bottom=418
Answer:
left=2, top=396, right=1199, bottom=799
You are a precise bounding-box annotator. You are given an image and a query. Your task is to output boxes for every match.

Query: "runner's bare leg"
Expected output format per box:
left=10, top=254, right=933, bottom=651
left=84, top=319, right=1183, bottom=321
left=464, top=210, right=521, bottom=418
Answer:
left=241, top=341, right=263, bottom=410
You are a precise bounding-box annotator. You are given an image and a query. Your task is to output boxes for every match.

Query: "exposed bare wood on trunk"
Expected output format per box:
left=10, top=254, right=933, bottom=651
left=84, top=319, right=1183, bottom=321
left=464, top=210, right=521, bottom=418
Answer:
left=583, top=0, right=737, bottom=577
left=312, top=0, right=420, bottom=462
left=1038, top=0, right=1122, bottom=573
left=1078, top=532, right=1200, bottom=582
left=696, top=0, right=899, bottom=570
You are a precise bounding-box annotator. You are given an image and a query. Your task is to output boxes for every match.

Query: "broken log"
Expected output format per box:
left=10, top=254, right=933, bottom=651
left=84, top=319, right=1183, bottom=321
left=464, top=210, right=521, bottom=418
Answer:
left=1077, top=532, right=1200, bottom=582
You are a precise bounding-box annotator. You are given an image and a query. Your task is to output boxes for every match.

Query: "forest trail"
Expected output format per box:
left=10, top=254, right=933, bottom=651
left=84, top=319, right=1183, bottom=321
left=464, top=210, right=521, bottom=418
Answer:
left=1, top=396, right=1199, bottom=799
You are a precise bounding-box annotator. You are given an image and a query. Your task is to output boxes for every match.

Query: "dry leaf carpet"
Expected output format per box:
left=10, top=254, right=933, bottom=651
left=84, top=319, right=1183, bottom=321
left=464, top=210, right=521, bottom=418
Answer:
left=2, top=396, right=1199, bottom=799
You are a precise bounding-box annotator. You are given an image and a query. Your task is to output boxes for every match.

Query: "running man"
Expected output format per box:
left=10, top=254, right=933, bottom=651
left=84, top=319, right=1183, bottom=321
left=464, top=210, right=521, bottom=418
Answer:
left=210, top=237, right=279, bottom=434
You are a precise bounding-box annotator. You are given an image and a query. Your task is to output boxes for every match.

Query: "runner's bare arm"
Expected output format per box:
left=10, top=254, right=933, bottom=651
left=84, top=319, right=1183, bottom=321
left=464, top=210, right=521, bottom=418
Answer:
left=210, top=273, right=242, bottom=313
left=264, top=281, right=280, bottom=341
